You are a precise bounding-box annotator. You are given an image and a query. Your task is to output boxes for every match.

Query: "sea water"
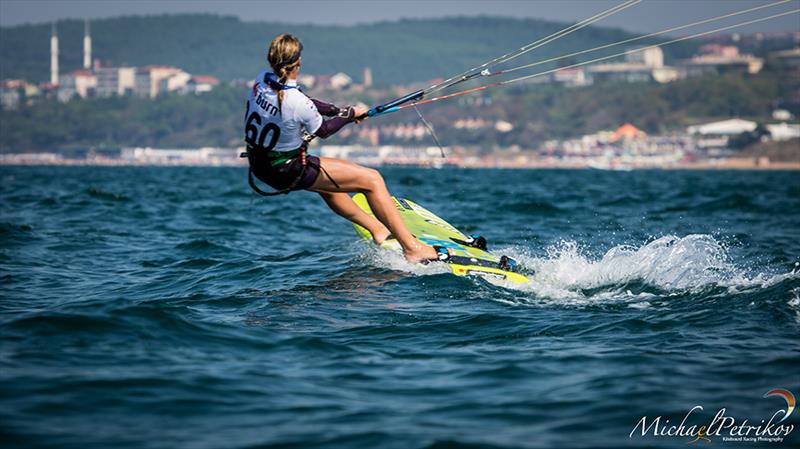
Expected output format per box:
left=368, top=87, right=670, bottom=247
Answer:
left=2, top=166, right=798, bottom=448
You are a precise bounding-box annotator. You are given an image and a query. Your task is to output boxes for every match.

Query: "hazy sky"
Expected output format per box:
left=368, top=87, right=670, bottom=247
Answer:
left=1, top=0, right=799, bottom=35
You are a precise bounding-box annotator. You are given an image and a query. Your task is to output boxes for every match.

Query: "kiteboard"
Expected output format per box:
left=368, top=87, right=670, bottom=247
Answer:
left=352, top=193, right=530, bottom=284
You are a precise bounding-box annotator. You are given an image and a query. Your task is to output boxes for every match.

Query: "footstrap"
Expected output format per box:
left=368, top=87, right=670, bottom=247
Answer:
left=451, top=234, right=487, bottom=250
left=430, top=248, right=521, bottom=273
left=433, top=246, right=451, bottom=262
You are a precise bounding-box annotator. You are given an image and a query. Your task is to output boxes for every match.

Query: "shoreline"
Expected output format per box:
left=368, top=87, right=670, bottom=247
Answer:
left=2, top=160, right=799, bottom=170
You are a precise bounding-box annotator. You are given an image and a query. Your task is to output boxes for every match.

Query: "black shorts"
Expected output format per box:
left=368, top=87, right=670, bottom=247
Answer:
left=252, top=155, right=321, bottom=192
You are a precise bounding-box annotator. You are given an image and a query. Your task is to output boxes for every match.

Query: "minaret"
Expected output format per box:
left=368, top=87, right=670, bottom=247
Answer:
left=83, top=20, right=92, bottom=69
left=363, top=67, right=373, bottom=87
left=50, top=22, right=59, bottom=85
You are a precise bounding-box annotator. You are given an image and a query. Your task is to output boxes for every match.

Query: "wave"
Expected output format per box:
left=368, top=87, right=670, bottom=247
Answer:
left=175, top=239, right=228, bottom=251
left=501, top=199, right=564, bottom=214
left=509, top=234, right=797, bottom=302
left=361, top=234, right=798, bottom=304
left=85, top=187, right=131, bottom=202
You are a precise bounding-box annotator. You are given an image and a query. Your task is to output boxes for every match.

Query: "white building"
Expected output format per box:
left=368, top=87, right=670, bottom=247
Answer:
left=95, top=67, right=136, bottom=97
left=184, top=75, right=220, bottom=94
left=553, top=67, right=591, bottom=87
left=626, top=46, right=664, bottom=68
left=687, top=118, right=758, bottom=149
left=0, top=84, right=20, bottom=109
left=687, top=118, right=758, bottom=136
left=58, top=70, right=97, bottom=101
left=134, top=66, right=184, bottom=98
left=363, top=67, right=373, bottom=87
left=766, top=123, right=800, bottom=141
left=159, top=71, right=192, bottom=93
left=329, top=72, right=353, bottom=90
left=588, top=47, right=680, bottom=84
left=768, top=47, right=800, bottom=67
left=678, top=45, right=763, bottom=76
left=297, top=74, right=316, bottom=89
left=120, top=147, right=239, bottom=165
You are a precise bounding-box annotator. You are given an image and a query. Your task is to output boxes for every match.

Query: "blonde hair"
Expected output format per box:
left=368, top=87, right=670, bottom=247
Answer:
left=267, top=34, right=303, bottom=110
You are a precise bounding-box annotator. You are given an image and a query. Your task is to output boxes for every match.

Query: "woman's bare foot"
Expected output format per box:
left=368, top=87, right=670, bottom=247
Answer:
left=403, top=242, right=448, bottom=263
left=373, top=228, right=392, bottom=245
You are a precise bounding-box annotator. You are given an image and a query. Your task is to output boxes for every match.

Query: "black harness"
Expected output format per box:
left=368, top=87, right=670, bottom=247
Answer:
left=240, top=140, right=309, bottom=196
left=241, top=135, right=340, bottom=196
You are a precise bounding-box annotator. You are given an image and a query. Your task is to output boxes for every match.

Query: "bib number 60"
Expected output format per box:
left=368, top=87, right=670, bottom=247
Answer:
left=245, top=109, right=281, bottom=151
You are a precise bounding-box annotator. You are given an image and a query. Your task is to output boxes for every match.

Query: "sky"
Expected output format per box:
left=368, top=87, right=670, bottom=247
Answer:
left=1, top=0, right=799, bottom=35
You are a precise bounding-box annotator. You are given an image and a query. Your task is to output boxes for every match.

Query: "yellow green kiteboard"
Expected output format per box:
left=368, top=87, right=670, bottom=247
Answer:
left=352, top=193, right=530, bottom=284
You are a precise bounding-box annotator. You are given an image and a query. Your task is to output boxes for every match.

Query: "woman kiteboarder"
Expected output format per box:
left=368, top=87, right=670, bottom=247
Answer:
left=244, top=34, right=443, bottom=263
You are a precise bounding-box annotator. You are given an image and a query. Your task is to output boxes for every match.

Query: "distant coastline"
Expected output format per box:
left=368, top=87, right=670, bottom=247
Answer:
left=2, top=149, right=798, bottom=170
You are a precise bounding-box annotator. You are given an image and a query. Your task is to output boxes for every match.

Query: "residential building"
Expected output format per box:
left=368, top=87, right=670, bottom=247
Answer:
left=0, top=81, right=21, bottom=109
left=768, top=47, right=800, bottom=68
left=134, top=65, right=183, bottom=98
left=158, top=71, right=191, bottom=94
left=185, top=75, right=220, bottom=93
left=58, top=70, right=97, bottom=101
left=95, top=67, right=136, bottom=97
left=553, top=67, right=592, bottom=87
left=766, top=123, right=800, bottom=141
left=329, top=72, right=353, bottom=90
left=687, top=118, right=758, bottom=148
left=587, top=47, right=680, bottom=83
left=678, top=45, right=764, bottom=76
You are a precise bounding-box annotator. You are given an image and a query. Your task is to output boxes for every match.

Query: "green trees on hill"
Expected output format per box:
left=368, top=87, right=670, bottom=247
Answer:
left=1, top=86, right=244, bottom=152
left=1, top=14, right=694, bottom=85
left=2, top=68, right=796, bottom=153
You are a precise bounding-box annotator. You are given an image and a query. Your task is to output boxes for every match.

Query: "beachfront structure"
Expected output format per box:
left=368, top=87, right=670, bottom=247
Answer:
left=687, top=118, right=758, bottom=136
left=538, top=122, right=692, bottom=169
left=688, top=118, right=799, bottom=147
left=687, top=118, right=758, bottom=148
left=766, top=123, right=800, bottom=141
left=120, top=147, right=239, bottom=165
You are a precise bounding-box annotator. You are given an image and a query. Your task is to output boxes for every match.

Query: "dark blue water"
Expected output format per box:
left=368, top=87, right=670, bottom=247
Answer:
left=2, top=166, right=799, bottom=448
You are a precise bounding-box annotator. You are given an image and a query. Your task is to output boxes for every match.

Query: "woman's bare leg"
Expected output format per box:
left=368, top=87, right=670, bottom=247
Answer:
left=318, top=191, right=391, bottom=244
left=309, top=157, right=440, bottom=263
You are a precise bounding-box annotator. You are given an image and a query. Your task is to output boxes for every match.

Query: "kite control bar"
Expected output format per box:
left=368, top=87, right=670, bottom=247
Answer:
left=364, top=89, right=424, bottom=118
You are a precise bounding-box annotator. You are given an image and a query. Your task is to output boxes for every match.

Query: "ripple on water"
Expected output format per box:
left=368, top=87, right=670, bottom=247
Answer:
left=1, top=166, right=798, bottom=449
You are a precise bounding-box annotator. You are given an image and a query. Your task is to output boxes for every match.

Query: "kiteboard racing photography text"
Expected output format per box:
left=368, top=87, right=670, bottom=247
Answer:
left=630, top=389, right=796, bottom=444
left=1, top=1, right=799, bottom=448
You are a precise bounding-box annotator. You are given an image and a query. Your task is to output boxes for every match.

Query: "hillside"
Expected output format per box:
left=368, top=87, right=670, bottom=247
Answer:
left=0, top=14, right=698, bottom=85
left=2, top=66, right=797, bottom=153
